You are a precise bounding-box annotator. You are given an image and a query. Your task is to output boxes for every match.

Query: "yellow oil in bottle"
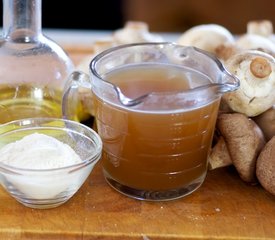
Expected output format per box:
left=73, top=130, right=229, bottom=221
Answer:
left=0, top=85, right=62, bottom=124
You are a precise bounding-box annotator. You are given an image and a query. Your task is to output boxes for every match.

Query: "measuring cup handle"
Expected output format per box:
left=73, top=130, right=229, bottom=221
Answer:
left=62, top=71, right=92, bottom=121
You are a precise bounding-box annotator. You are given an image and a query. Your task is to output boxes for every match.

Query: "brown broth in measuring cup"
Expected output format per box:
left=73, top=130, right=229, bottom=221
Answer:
left=94, top=64, right=220, bottom=197
left=63, top=43, right=239, bottom=200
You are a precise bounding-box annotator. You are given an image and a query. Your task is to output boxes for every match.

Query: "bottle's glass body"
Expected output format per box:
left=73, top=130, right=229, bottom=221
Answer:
left=0, top=0, right=74, bottom=123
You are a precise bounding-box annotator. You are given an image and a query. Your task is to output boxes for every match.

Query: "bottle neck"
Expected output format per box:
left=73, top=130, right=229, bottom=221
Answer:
left=3, top=0, right=42, bottom=41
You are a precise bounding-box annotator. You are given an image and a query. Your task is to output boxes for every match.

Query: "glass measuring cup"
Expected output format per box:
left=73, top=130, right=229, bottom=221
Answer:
left=62, top=42, right=239, bottom=201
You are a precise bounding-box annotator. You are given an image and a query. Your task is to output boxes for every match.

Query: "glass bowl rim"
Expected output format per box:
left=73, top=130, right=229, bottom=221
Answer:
left=0, top=117, right=102, bottom=173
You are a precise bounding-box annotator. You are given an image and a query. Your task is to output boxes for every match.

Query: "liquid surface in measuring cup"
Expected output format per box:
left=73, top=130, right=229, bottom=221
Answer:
left=95, top=64, right=220, bottom=194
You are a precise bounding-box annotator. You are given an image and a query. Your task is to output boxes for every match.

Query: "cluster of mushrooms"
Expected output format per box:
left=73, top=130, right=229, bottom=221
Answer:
left=77, top=20, right=275, bottom=196
left=178, top=20, right=275, bottom=196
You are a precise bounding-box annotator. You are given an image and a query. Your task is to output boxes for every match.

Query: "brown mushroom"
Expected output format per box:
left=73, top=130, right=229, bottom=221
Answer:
left=256, top=136, right=275, bottom=196
left=253, top=106, right=275, bottom=141
left=217, top=113, right=266, bottom=182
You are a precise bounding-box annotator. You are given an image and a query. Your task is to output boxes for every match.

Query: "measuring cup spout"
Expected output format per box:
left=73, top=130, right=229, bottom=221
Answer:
left=176, top=46, right=240, bottom=93
left=218, top=71, right=240, bottom=93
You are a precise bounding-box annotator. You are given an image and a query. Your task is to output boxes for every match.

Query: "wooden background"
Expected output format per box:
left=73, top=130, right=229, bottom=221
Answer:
left=122, top=0, right=275, bottom=34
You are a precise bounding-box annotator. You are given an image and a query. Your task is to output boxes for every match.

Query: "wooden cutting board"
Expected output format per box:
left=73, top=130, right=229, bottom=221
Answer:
left=0, top=49, right=275, bottom=240
left=1, top=163, right=275, bottom=240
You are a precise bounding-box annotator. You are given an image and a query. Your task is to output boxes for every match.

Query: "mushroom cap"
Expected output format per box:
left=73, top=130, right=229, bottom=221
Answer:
left=113, top=21, right=163, bottom=44
left=217, top=113, right=266, bottom=182
left=177, top=24, right=235, bottom=54
left=222, top=50, right=275, bottom=117
left=215, top=43, right=240, bottom=62
left=236, top=34, right=275, bottom=53
left=256, top=136, right=275, bottom=196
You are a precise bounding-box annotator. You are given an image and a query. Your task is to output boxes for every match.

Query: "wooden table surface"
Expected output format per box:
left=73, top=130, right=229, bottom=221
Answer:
left=0, top=48, right=275, bottom=240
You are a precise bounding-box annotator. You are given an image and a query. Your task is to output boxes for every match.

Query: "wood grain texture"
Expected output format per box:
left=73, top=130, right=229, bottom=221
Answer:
left=0, top=50, right=275, bottom=240
left=1, top=163, right=275, bottom=240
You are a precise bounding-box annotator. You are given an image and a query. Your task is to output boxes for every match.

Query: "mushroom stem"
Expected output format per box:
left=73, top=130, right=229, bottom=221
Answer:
left=247, top=20, right=273, bottom=37
left=250, top=57, right=272, bottom=78
left=208, top=136, right=232, bottom=170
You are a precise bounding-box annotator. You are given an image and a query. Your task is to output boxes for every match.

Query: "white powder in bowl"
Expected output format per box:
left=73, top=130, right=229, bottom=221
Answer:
left=0, top=133, right=93, bottom=200
left=0, top=133, right=82, bottom=169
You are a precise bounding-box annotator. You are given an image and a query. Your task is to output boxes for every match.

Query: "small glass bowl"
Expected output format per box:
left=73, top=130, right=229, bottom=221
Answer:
left=0, top=118, right=102, bottom=209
